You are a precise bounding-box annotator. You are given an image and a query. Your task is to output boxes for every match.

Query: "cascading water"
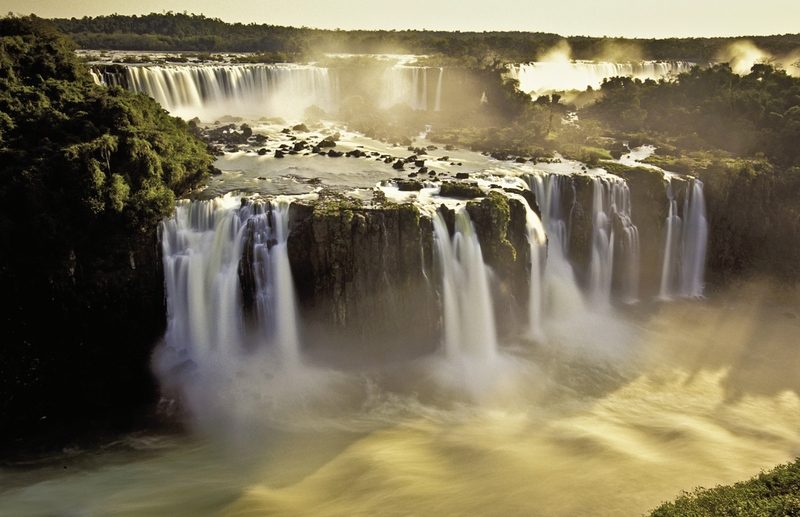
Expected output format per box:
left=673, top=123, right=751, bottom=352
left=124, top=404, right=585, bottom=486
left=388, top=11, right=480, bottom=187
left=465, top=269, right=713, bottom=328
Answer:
left=96, top=64, right=338, bottom=121
left=507, top=61, right=695, bottom=95
left=659, top=178, right=708, bottom=299
left=525, top=173, right=586, bottom=318
left=432, top=208, right=498, bottom=359
left=434, top=67, right=444, bottom=112
left=159, top=195, right=302, bottom=369
left=381, top=66, right=444, bottom=111
left=504, top=192, right=548, bottom=339
left=589, top=177, right=640, bottom=305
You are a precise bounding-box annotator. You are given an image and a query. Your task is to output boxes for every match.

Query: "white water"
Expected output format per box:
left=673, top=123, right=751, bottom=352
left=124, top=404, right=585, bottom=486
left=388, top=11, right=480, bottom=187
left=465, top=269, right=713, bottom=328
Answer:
left=432, top=208, right=498, bottom=359
left=158, top=195, right=302, bottom=372
left=381, top=66, right=444, bottom=111
left=507, top=60, right=695, bottom=94
left=525, top=173, right=587, bottom=320
left=589, top=177, right=640, bottom=305
left=659, top=179, right=708, bottom=299
left=504, top=192, right=548, bottom=339
left=100, top=64, right=338, bottom=121
left=679, top=180, right=708, bottom=297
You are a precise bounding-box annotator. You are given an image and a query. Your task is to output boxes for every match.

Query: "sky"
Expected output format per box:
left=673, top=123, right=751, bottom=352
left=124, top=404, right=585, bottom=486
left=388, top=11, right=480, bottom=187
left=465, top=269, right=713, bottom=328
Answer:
left=3, top=0, right=800, bottom=38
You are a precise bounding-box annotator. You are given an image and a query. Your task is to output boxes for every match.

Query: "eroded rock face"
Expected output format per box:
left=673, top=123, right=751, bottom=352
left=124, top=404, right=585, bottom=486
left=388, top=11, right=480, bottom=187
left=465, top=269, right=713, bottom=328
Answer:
left=612, top=166, right=673, bottom=297
left=287, top=193, right=437, bottom=355
left=568, top=174, right=595, bottom=289
left=284, top=190, right=533, bottom=352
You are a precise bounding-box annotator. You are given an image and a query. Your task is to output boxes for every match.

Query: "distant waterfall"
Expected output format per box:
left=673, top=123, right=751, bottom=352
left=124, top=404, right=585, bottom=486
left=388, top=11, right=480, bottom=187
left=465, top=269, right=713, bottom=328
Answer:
left=434, top=67, right=444, bottom=112
left=381, top=66, right=445, bottom=111
left=159, top=195, right=301, bottom=367
left=659, top=179, right=708, bottom=299
left=94, top=64, right=338, bottom=121
left=589, top=177, right=640, bottom=305
left=432, top=209, right=498, bottom=359
left=507, top=61, right=695, bottom=94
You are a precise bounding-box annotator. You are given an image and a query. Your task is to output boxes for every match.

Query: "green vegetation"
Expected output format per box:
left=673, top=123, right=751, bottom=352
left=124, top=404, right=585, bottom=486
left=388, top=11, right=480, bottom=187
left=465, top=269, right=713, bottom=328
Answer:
left=587, top=64, right=800, bottom=167
left=44, top=13, right=800, bottom=63
left=651, top=458, right=800, bottom=516
left=0, top=16, right=213, bottom=445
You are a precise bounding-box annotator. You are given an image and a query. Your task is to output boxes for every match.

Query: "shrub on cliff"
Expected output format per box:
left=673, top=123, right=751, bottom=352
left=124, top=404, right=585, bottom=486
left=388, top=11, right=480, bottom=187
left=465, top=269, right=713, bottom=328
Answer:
left=0, top=16, right=213, bottom=445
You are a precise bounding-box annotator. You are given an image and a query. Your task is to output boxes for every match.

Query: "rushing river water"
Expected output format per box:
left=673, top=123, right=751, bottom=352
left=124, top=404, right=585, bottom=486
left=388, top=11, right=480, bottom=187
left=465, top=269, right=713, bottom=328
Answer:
left=2, top=284, right=799, bottom=516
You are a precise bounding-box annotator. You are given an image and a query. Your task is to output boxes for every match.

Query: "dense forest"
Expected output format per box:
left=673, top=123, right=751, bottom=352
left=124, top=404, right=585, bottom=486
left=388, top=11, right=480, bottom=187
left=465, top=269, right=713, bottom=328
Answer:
left=0, top=16, right=213, bottom=447
left=46, top=12, right=800, bottom=62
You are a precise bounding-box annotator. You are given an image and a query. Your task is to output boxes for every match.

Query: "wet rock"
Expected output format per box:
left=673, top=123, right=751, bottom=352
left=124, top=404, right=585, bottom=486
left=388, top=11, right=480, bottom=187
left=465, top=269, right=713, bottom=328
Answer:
left=257, top=148, right=268, bottom=156
left=397, top=179, right=423, bottom=191
left=319, top=136, right=337, bottom=148
left=439, top=181, right=483, bottom=199
left=327, top=150, right=343, bottom=158
left=455, top=172, right=470, bottom=179
left=286, top=195, right=437, bottom=350
left=503, top=188, right=540, bottom=216
left=274, top=150, right=285, bottom=158
left=292, top=123, right=310, bottom=132
left=392, top=160, right=405, bottom=170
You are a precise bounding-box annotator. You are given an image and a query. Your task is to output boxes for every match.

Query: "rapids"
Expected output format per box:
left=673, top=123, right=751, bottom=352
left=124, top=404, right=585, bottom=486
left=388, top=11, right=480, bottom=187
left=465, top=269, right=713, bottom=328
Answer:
left=2, top=285, right=799, bottom=516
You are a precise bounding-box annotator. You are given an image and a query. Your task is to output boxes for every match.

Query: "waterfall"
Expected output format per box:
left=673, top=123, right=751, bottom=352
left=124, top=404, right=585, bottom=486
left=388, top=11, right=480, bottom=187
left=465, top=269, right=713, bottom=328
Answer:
left=679, top=180, right=708, bottom=297
left=527, top=173, right=573, bottom=256
left=507, top=61, right=695, bottom=95
left=658, top=178, right=708, bottom=299
left=432, top=208, right=498, bottom=359
left=525, top=173, right=586, bottom=318
left=504, top=192, right=548, bottom=339
left=160, top=195, right=301, bottom=366
left=589, top=177, right=640, bottom=305
left=96, top=64, right=338, bottom=121
left=381, top=66, right=443, bottom=111
left=434, top=67, right=444, bottom=112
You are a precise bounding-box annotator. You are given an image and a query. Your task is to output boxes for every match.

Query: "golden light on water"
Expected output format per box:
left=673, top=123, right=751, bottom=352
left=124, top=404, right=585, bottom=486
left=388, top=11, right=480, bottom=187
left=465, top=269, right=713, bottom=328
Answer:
left=2, top=283, right=799, bottom=515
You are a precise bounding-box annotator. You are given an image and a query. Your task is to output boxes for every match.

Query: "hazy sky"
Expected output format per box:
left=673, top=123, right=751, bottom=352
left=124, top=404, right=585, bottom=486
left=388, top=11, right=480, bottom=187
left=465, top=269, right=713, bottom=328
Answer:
left=4, top=0, right=800, bottom=38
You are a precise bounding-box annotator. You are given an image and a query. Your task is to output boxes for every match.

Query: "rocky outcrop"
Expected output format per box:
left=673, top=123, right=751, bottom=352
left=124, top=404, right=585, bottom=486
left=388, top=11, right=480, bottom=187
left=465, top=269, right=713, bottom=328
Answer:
left=610, top=164, right=673, bottom=296
left=568, top=174, right=595, bottom=289
left=284, top=189, right=533, bottom=350
left=287, top=192, right=438, bottom=354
